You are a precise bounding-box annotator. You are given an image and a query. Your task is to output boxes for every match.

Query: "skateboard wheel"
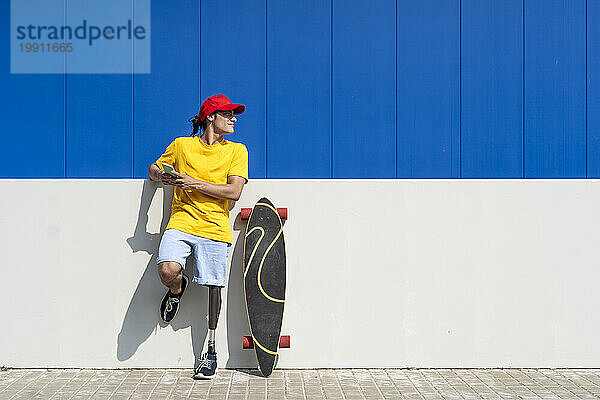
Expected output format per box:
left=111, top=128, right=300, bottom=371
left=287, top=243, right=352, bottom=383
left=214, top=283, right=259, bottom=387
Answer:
left=240, top=208, right=252, bottom=220
left=279, top=335, right=290, bottom=348
left=241, top=207, right=287, bottom=220
left=242, top=335, right=290, bottom=349
left=277, top=208, right=288, bottom=220
left=242, top=336, right=253, bottom=349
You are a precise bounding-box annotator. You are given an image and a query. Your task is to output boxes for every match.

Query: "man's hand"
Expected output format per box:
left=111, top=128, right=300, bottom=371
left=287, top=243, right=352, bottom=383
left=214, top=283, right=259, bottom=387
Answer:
left=149, top=163, right=184, bottom=187
left=149, top=162, right=177, bottom=185
left=170, top=172, right=198, bottom=192
left=159, top=171, right=179, bottom=186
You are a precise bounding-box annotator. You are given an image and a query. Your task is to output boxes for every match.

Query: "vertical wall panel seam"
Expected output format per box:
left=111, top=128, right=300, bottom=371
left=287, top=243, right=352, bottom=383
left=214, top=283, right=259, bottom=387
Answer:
left=64, top=0, right=67, bottom=177
left=395, top=0, right=398, bottom=178
left=330, top=0, right=334, bottom=178
left=131, top=0, right=135, bottom=178
left=459, top=0, right=462, bottom=178
left=523, top=0, right=525, bottom=178
left=200, top=0, right=203, bottom=173
left=586, top=0, right=588, bottom=178
left=265, top=0, right=268, bottom=179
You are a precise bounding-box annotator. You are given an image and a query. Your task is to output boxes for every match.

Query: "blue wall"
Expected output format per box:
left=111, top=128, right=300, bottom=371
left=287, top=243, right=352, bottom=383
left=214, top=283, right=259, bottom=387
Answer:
left=1, top=0, right=596, bottom=178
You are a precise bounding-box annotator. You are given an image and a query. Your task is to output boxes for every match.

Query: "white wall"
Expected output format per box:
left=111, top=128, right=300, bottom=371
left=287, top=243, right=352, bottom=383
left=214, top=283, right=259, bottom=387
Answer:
left=1, top=179, right=600, bottom=368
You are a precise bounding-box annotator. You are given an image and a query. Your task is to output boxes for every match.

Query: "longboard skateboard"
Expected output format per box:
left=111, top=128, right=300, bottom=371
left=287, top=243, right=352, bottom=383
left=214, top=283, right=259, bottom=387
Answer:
left=242, top=197, right=287, bottom=377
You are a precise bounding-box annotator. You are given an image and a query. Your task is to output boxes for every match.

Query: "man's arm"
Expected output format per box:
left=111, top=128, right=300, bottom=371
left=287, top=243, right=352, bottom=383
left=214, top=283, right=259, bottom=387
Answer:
left=148, top=162, right=178, bottom=185
left=148, top=163, right=163, bottom=181
left=171, top=173, right=246, bottom=201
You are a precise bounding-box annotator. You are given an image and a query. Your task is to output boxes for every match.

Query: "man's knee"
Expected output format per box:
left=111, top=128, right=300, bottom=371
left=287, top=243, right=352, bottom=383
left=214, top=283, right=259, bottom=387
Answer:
left=158, top=261, right=182, bottom=282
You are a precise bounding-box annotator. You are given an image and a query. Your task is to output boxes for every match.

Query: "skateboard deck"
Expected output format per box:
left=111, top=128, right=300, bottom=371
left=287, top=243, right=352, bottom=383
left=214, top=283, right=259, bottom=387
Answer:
left=242, top=197, right=286, bottom=377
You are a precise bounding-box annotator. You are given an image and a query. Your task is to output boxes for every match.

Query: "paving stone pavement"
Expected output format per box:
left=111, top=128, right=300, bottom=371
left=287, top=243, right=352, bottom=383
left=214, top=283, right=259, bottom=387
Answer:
left=1, top=368, right=600, bottom=400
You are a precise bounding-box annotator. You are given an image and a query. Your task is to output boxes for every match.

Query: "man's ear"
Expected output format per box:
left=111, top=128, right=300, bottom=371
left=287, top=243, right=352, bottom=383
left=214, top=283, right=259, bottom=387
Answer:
left=206, top=113, right=215, bottom=122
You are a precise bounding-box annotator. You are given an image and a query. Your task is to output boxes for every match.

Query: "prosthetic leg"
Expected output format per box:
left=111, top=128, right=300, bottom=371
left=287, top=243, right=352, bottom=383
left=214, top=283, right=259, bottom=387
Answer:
left=207, top=285, right=221, bottom=354
left=194, top=285, right=221, bottom=379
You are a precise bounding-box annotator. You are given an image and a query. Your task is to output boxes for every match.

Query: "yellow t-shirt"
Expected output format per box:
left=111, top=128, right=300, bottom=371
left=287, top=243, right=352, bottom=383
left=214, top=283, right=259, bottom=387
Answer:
left=155, top=136, right=249, bottom=244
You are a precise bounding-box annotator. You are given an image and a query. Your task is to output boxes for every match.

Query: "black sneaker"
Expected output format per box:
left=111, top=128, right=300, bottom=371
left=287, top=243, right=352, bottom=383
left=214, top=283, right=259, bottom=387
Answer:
left=159, top=274, right=188, bottom=323
left=193, top=352, right=217, bottom=379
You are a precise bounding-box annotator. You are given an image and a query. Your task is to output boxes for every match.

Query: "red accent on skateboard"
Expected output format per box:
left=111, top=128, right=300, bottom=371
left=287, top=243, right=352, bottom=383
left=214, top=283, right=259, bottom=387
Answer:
left=278, top=335, right=290, bottom=348
left=240, top=207, right=288, bottom=220
left=241, top=208, right=252, bottom=220
left=243, top=336, right=290, bottom=349
left=276, top=208, right=288, bottom=220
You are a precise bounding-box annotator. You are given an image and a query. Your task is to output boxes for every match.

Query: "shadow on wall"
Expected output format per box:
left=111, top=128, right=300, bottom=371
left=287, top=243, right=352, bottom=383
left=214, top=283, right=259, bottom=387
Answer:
left=225, top=214, right=254, bottom=369
left=117, top=180, right=209, bottom=366
left=116, top=181, right=258, bottom=369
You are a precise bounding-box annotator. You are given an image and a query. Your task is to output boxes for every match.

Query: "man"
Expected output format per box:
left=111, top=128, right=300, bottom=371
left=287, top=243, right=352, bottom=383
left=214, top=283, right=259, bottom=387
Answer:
left=148, top=94, right=248, bottom=379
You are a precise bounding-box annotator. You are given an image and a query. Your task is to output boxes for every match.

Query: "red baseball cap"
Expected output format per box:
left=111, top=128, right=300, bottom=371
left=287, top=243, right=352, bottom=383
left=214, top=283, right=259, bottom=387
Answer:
left=198, top=94, right=245, bottom=121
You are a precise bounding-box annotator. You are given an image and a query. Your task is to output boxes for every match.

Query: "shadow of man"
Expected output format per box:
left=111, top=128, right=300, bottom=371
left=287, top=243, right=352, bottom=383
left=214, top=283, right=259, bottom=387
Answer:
left=117, top=180, right=208, bottom=367
left=225, top=213, right=254, bottom=369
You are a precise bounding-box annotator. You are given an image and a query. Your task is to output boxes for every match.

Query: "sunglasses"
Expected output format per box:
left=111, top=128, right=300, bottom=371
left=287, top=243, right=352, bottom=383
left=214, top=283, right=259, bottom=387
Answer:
left=216, top=110, right=235, bottom=120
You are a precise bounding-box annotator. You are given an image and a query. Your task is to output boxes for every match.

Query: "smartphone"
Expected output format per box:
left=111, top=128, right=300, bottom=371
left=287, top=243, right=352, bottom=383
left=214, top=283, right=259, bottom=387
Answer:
left=161, top=163, right=179, bottom=178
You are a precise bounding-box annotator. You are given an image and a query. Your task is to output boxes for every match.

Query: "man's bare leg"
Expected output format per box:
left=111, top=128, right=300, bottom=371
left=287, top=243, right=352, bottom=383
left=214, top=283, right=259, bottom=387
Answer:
left=158, top=261, right=188, bottom=324
left=158, top=261, right=184, bottom=294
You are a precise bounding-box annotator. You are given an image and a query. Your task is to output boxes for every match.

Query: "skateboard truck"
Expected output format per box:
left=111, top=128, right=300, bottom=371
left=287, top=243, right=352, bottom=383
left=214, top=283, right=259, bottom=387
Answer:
left=243, top=335, right=291, bottom=349
left=241, top=207, right=288, bottom=220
